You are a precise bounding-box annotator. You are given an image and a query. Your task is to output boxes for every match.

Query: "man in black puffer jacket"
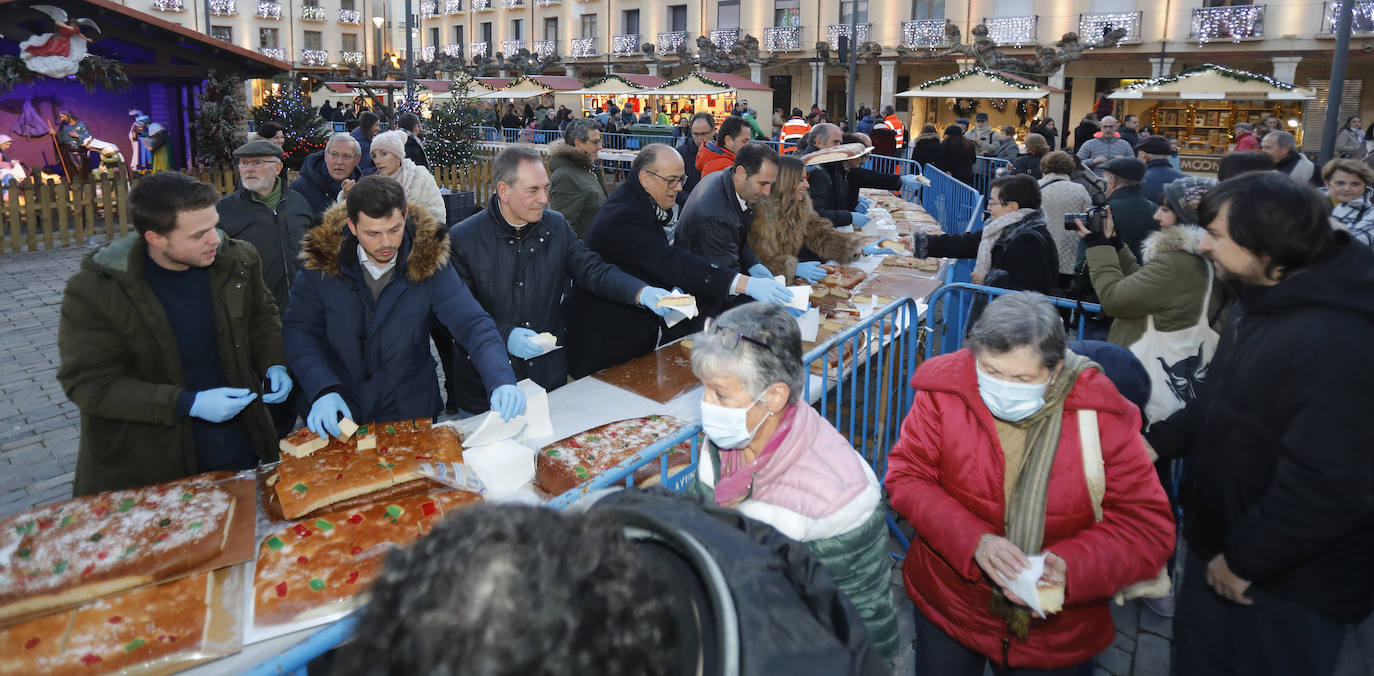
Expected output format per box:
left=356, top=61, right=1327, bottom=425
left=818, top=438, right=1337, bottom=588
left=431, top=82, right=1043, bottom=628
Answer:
left=1149, top=173, right=1374, bottom=676
left=289, top=134, right=363, bottom=219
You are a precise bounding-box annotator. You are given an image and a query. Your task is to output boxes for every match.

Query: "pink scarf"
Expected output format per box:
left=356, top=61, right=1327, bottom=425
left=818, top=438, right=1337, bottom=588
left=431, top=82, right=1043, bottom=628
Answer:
left=713, top=405, right=797, bottom=505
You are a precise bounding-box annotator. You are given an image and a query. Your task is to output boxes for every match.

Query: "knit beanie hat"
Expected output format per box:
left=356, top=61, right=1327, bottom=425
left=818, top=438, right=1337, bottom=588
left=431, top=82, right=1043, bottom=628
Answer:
left=370, top=130, right=407, bottom=160
left=1161, top=176, right=1217, bottom=225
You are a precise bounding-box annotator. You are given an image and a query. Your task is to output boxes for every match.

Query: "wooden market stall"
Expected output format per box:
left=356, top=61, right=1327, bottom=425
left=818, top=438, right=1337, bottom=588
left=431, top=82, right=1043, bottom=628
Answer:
left=1108, top=64, right=1315, bottom=173
left=564, top=74, right=662, bottom=120
left=895, top=67, right=1064, bottom=139
left=637, top=72, right=773, bottom=133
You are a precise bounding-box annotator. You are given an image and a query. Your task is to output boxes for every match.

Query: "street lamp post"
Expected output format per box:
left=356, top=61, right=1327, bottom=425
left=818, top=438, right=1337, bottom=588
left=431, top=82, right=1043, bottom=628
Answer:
left=372, top=15, right=385, bottom=78
left=404, top=0, right=416, bottom=108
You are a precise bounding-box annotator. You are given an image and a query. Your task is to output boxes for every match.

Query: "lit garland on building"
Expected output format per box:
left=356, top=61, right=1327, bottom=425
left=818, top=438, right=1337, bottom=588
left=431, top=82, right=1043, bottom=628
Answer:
left=256, top=0, right=281, bottom=19
left=983, top=16, right=1037, bottom=48
left=339, top=9, right=360, bottom=24
left=533, top=39, right=557, bottom=58
left=570, top=37, right=597, bottom=58
left=902, top=19, right=948, bottom=50
left=500, top=0, right=523, bottom=8
left=470, top=0, right=491, bottom=11
left=658, top=31, right=689, bottom=52
left=658, top=71, right=731, bottom=89
left=1190, top=5, right=1263, bottom=44
left=501, top=39, right=524, bottom=55
left=1078, top=12, right=1139, bottom=46
left=1322, top=0, right=1374, bottom=33
left=444, top=0, right=463, bottom=13
left=259, top=46, right=287, bottom=60
left=419, top=1, right=437, bottom=18
left=300, top=5, right=326, bottom=22
left=152, top=0, right=185, bottom=12
left=708, top=29, right=739, bottom=50
left=470, top=41, right=488, bottom=58
left=301, top=49, right=329, bottom=66
left=442, top=44, right=463, bottom=57
left=826, top=23, right=869, bottom=50
left=612, top=34, right=640, bottom=55
left=916, top=67, right=1046, bottom=91
left=420, top=45, right=436, bottom=61
left=763, top=26, right=801, bottom=51
left=209, top=0, right=237, bottom=15
left=534, top=0, right=558, bottom=6
left=341, top=51, right=365, bottom=66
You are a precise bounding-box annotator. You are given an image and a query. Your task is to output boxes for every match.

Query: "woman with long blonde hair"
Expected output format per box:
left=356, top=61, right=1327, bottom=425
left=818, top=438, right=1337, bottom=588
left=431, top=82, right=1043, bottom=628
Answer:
left=749, top=155, right=894, bottom=282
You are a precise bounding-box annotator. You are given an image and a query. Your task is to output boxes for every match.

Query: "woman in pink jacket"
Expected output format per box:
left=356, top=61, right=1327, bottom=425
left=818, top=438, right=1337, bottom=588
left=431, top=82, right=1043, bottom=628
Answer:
left=885, top=292, right=1175, bottom=674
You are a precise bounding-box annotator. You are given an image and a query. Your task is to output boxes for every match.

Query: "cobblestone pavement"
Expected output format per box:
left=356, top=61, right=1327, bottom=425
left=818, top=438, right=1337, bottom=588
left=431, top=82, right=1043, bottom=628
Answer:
left=0, top=243, right=1173, bottom=674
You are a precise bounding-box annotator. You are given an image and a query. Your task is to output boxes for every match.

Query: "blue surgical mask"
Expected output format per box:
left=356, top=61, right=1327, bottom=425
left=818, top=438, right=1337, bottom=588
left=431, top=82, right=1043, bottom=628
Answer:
left=976, top=369, right=1050, bottom=422
left=700, top=392, right=771, bottom=449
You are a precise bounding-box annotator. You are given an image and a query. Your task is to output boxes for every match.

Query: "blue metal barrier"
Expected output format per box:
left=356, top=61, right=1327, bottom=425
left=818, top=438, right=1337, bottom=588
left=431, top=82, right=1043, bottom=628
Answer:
left=919, top=164, right=982, bottom=236
left=972, top=156, right=1012, bottom=199
left=924, top=283, right=1105, bottom=359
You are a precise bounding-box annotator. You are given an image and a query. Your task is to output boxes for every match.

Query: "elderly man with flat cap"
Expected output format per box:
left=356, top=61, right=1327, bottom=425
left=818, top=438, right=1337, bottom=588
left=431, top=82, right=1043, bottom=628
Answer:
left=216, top=139, right=316, bottom=434
left=1135, top=134, right=1186, bottom=204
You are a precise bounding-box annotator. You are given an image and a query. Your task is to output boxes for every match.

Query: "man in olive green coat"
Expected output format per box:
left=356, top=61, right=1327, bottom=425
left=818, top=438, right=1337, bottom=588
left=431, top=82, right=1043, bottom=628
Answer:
left=546, top=118, right=607, bottom=238
left=58, top=172, right=291, bottom=496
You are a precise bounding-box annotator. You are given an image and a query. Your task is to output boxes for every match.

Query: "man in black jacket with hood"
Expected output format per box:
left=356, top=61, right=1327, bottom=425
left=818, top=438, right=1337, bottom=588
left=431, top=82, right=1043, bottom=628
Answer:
left=675, top=112, right=715, bottom=207
left=1149, top=172, right=1374, bottom=676
left=289, top=133, right=364, bottom=219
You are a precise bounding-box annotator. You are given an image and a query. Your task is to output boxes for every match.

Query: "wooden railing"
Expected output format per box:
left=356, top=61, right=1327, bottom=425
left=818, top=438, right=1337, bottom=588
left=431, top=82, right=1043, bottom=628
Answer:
left=0, top=153, right=504, bottom=255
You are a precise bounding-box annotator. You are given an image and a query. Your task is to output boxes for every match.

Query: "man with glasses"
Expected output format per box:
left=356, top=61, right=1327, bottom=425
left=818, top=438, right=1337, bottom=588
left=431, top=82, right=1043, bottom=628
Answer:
left=1076, top=115, right=1134, bottom=177
left=547, top=118, right=607, bottom=238
left=290, top=133, right=364, bottom=219
left=566, top=144, right=768, bottom=376
left=676, top=112, right=716, bottom=206
left=217, top=139, right=315, bottom=434
left=447, top=145, right=675, bottom=411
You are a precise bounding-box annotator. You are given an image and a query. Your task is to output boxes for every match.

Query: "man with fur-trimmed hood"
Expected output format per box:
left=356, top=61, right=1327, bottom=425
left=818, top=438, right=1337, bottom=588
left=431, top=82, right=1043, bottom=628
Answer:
left=546, top=118, right=607, bottom=238
left=283, top=175, right=527, bottom=439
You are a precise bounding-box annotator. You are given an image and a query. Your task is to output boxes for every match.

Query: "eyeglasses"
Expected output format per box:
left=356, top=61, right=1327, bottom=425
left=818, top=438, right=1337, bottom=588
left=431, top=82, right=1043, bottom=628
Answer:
left=643, top=170, right=685, bottom=188
left=705, top=318, right=773, bottom=354
left=987, top=200, right=1008, bottom=207
left=692, top=130, right=714, bottom=138
left=325, top=151, right=356, bottom=160
left=237, top=159, right=278, bottom=169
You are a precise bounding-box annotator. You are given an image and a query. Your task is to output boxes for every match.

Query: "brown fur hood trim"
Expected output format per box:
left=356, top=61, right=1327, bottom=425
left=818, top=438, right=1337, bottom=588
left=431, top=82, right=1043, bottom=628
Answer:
left=1141, top=224, right=1205, bottom=265
left=547, top=138, right=593, bottom=169
left=299, top=201, right=449, bottom=282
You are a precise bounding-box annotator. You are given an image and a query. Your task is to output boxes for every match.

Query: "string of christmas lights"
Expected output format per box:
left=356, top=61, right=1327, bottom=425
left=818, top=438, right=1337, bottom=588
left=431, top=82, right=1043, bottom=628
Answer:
left=1121, top=63, right=1296, bottom=92
left=763, top=26, right=802, bottom=52
left=209, top=0, right=237, bottom=15
left=256, top=0, right=281, bottom=19
left=1190, top=5, right=1263, bottom=44
left=916, top=67, right=1044, bottom=91
left=708, top=29, right=739, bottom=50
left=658, top=31, right=689, bottom=52
left=826, top=23, right=869, bottom=50
left=1078, top=12, right=1140, bottom=46
left=612, top=34, right=640, bottom=55
left=571, top=37, right=597, bottom=57
left=983, top=16, right=1037, bottom=48
left=902, top=19, right=948, bottom=50
left=533, top=40, right=557, bottom=58
left=339, top=9, right=360, bottom=24
left=502, top=39, right=525, bottom=55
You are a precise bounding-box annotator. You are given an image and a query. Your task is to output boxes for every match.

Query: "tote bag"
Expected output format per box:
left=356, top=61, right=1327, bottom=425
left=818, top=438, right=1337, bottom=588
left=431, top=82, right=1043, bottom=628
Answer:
left=1128, top=265, right=1219, bottom=427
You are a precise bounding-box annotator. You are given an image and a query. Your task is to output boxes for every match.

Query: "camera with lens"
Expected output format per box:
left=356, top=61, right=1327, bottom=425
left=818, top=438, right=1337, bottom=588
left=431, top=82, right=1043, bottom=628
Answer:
left=1065, top=206, right=1108, bottom=232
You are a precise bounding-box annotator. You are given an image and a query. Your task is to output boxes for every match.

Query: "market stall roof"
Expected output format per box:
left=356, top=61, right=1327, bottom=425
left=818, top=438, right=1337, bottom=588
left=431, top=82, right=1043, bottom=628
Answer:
left=1108, top=64, right=1315, bottom=100
left=564, top=74, right=652, bottom=96
left=476, top=74, right=557, bottom=99
left=0, top=0, right=287, bottom=80
left=639, top=71, right=770, bottom=96
left=895, top=68, right=1063, bottom=100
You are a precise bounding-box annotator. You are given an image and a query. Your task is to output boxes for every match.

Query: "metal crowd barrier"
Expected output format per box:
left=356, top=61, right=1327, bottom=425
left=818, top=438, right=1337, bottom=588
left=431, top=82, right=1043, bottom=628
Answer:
left=919, top=164, right=983, bottom=236
left=972, top=156, right=1012, bottom=200
left=923, top=282, right=1106, bottom=366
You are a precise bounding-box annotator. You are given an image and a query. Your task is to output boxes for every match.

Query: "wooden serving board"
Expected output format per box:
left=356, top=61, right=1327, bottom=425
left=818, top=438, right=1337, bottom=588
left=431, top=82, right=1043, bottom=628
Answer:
left=590, top=342, right=699, bottom=404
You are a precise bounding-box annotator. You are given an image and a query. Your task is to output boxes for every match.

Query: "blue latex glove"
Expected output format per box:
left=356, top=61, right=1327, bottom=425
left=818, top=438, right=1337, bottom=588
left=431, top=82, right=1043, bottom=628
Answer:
left=189, top=388, right=257, bottom=423
left=743, top=276, right=793, bottom=305
left=862, top=243, right=897, bottom=256
left=262, top=365, right=293, bottom=404
left=855, top=200, right=869, bottom=214
left=489, top=384, right=527, bottom=422
left=794, top=261, right=826, bottom=283
left=850, top=212, right=870, bottom=228
left=637, top=286, right=676, bottom=317
left=747, top=263, right=773, bottom=279
left=857, top=196, right=874, bottom=213
left=785, top=306, right=807, bottom=318
left=901, top=174, right=923, bottom=191
left=506, top=327, right=544, bottom=359
left=306, top=393, right=353, bottom=439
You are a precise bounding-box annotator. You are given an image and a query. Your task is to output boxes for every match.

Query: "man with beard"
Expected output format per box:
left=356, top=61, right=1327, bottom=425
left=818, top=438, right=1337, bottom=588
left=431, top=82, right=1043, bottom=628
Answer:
left=58, top=172, right=292, bottom=494
left=1149, top=172, right=1374, bottom=676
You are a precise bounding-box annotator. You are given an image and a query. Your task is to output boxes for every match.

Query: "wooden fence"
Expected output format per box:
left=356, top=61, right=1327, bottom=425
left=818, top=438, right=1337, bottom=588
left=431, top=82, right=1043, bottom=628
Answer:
left=0, top=152, right=506, bottom=255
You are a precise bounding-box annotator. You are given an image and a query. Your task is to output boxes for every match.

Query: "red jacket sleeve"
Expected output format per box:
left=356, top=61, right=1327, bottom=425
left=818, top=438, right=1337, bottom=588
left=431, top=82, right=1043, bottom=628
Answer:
left=884, top=390, right=997, bottom=582
left=1047, top=407, right=1176, bottom=602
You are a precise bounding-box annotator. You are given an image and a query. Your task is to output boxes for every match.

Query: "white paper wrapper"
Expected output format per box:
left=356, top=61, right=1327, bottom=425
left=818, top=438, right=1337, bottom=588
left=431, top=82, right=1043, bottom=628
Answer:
left=530, top=332, right=561, bottom=354
left=786, top=285, right=812, bottom=312
left=462, top=410, right=528, bottom=447
left=1006, top=554, right=1050, bottom=618
left=795, top=307, right=820, bottom=342
left=462, top=438, right=537, bottom=501
left=659, top=291, right=700, bottom=329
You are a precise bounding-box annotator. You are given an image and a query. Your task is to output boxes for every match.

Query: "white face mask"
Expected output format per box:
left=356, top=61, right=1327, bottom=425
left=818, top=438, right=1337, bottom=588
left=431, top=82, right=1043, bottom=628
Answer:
left=700, top=392, right=771, bottom=449
left=976, top=368, right=1050, bottom=422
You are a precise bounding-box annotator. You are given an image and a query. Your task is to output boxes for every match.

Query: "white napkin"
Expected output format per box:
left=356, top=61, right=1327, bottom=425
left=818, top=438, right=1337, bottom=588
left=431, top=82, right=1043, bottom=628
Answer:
left=786, top=285, right=812, bottom=312
left=1006, top=554, right=1050, bottom=618
left=514, top=378, right=553, bottom=441
left=659, top=290, right=699, bottom=329
left=461, top=438, right=536, bottom=501
left=530, top=332, right=561, bottom=354
left=795, top=307, right=820, bottom=342
left=462, top=410, right=528, bottom=448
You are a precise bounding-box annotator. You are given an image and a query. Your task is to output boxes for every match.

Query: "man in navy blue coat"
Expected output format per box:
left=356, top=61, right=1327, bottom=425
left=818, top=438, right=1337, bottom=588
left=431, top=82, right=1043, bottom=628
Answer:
left=447, top=145, right=674, bottom=414
left=283, top=175, right=525, bottom=438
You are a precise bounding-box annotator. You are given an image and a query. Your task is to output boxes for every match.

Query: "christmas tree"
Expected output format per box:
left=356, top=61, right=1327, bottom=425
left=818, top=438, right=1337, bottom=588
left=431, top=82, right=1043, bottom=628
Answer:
left=425, top=79, right=483, bottom=168
left=251, top=83, right=330, bottom=170
left=194, top=71, right=247, bottom=168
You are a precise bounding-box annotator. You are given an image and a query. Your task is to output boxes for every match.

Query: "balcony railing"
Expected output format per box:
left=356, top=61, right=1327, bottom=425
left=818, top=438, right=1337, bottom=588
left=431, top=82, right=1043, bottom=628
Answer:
left=152, top=0, right=185, bottom=12
left=442, top=44, right=463, bottom=57
left=534, top=39, right=558, bottom=58
left=301, top=48, right=329, bottom=66
left=470, top=41, right=489, bottom=58
left=420, top=1, right=437, bottom=18
left=983, top=15, right=1037, bottom=47
left=709, top=29, right=739, bottom=50
left=299, top=5, right=326, bottom=22
left=501, top=0, right=523, bottom=7
left=902, top=19, right=949, bottom=49
left=535, top=0, right=558, bottom=6
left=211, top=27, right=233, bottom=41
left=445, top=0, right=463, bottom=13
left=338, top=8, right=360, bottom=24
left=256, top=0, right=281, bottom=18
left=209, top=0, right=237, bottom=15
left=421, top=45, right=436, bottom=61
left=763, top=26, right=802, bottom=51
left=613, top=33, right=640, bottom=55
left=341, top=50, right=365, bottom=66
left=501, top=39, right=524, bottom=55
left=658, top=31, right=688, bottom=52
left=471, top=0, right=492, bottom=11
left=260, top=46, right=287, bottom=60
left=1320, top=1, right=1374, bottom=34
left=1190, top=5, right=1264, bottom=43
left=571, top=36, right=598, bottom=57
left=1078, top=11, right=1141, bottom=45
left=826, top=23, right=869, bottom=50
